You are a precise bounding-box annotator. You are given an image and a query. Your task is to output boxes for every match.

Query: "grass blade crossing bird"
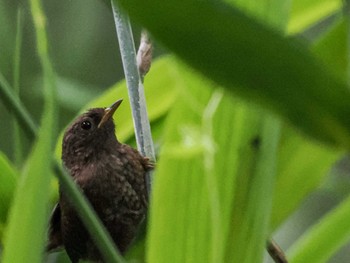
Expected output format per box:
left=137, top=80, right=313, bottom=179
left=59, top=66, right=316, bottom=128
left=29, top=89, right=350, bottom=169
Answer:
left=47, top=99, right=153, bottom=262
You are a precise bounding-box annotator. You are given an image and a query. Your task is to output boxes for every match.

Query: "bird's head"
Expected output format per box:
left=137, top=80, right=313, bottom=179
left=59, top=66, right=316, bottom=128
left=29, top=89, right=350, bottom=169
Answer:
left=62, top=99, right=123, bottom=167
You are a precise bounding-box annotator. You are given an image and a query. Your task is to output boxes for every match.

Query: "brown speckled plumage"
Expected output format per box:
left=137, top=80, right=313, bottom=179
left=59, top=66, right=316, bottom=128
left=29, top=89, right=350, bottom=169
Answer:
left=47, top=100, right=153, bottom=263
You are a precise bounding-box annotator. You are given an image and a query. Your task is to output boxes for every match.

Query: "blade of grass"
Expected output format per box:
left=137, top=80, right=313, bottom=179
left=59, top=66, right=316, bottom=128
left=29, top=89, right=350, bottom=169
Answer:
left=147, top=59, right=278, bottom=263
left=0, top=46, right=136, bottom=263
left=0, top=76, right=126, bottom=262
left=313, top=17, right=347, bottom=78
left=2, top=126, right=54, bottom=263
left=271, top=126, right=342, bottom=229
left=0, top=152, right=18, bottom=224
left=147, top=77, right=216, bottom=263
left=288, top=0, right=342, bottom=34
left=286, top=4, right=350, bottom=263
left=287, top=194, right=350, bottom=263
left=269, top=13, right=346, bottom=229
left=1, top=1, right=125, bottom=262
left=224, top=109, right=281, bottom=263
left=243, top=116, right=281, bottom=263
left=12, top=7, right=23, bottom=167
left=0, top=72, right=37, bottom=140
left=2, top=0, right=56, bottom=260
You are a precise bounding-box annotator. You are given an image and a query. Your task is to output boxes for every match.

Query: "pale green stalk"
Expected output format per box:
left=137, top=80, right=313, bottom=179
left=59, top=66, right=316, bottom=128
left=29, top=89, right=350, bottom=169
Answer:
left=111, top=0, right=155, bottom=194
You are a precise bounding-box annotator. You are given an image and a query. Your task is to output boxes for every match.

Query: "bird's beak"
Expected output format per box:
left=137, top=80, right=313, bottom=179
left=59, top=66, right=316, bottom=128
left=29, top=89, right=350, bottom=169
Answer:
left=98, top=99, right=123, bottom=129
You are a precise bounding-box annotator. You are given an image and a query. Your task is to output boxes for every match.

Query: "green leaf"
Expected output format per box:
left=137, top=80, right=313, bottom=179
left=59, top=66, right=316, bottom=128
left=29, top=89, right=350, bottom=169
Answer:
left=313, top=18, right=348, bottom=79
left=225, top=113, right=281, bottom=263
left=147, top=69, right=225, bottom=263
left=119, top=0, right=350, bottom=149
left=0, top=71, right=37, bottom=141
left=147, top=60, right=280, bottom=263
left=226, top=0, right=291, bottom=30
left=288, top=0, right=342, bottom=34
left=2, top=1, right=56, bottom=262
left=12, top=8, right=24, bottom=167
left=0, top=152, right=18, bottom=224
left=268, top=16, right=348, bottom=230
left=2, top=125, right=54, bottom=263
left=268, top=17, right=347, bottom=230
left=271, top=126, right=342, bottom=229
left=288, top=194, right=350, bottom=263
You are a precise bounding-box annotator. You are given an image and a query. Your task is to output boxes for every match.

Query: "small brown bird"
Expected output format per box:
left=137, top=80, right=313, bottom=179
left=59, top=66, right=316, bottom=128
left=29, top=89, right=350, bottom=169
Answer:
left=47, top=99, right=153, bottom=262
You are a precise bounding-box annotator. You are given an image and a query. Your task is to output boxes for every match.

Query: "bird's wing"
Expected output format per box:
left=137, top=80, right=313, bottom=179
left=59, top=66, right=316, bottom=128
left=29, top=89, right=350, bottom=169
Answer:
left=47, top=203, right=64, bottom=252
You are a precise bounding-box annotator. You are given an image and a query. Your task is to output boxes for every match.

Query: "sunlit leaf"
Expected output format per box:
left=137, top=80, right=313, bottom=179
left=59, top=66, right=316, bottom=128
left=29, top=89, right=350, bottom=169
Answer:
left=288, top=0, right=342, bottom=34
left=226, top=0, right=291, bottom=30
left=147, top=60, right=280, bottom=263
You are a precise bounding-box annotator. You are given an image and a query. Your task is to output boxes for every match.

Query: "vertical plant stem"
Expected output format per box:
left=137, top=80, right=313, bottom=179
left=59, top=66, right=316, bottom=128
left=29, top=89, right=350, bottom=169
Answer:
left=13, top=7, right=23, bottom=166
left=111, top=0, right=156, bottom=194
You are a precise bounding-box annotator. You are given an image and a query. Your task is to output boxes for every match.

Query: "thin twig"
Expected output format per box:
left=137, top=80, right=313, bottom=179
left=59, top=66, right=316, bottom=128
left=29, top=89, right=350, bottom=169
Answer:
left=111, top=0, right=156, bottom=195
left=267, top=239, right=288, bottom=263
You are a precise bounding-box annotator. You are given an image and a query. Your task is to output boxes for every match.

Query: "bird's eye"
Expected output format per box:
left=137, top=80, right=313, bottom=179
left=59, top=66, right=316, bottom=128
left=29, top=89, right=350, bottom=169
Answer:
left=81, top=120, right=92, bottom=130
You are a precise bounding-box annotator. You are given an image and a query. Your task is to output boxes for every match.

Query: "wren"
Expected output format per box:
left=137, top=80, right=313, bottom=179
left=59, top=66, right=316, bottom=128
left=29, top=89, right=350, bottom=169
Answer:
left=47, top=99, right=153, bottom=262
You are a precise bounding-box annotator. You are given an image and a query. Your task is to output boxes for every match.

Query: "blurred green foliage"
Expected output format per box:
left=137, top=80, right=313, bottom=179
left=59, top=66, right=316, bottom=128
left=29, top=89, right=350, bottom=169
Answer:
left=0, top=0, right=138, bottom=158
left=1, top=0, right=350, bottom=263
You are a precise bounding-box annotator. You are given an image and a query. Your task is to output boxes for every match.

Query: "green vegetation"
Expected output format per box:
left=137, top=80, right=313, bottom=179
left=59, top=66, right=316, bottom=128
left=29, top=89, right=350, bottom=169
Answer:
left=0, top=0, right=349, bottom=262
